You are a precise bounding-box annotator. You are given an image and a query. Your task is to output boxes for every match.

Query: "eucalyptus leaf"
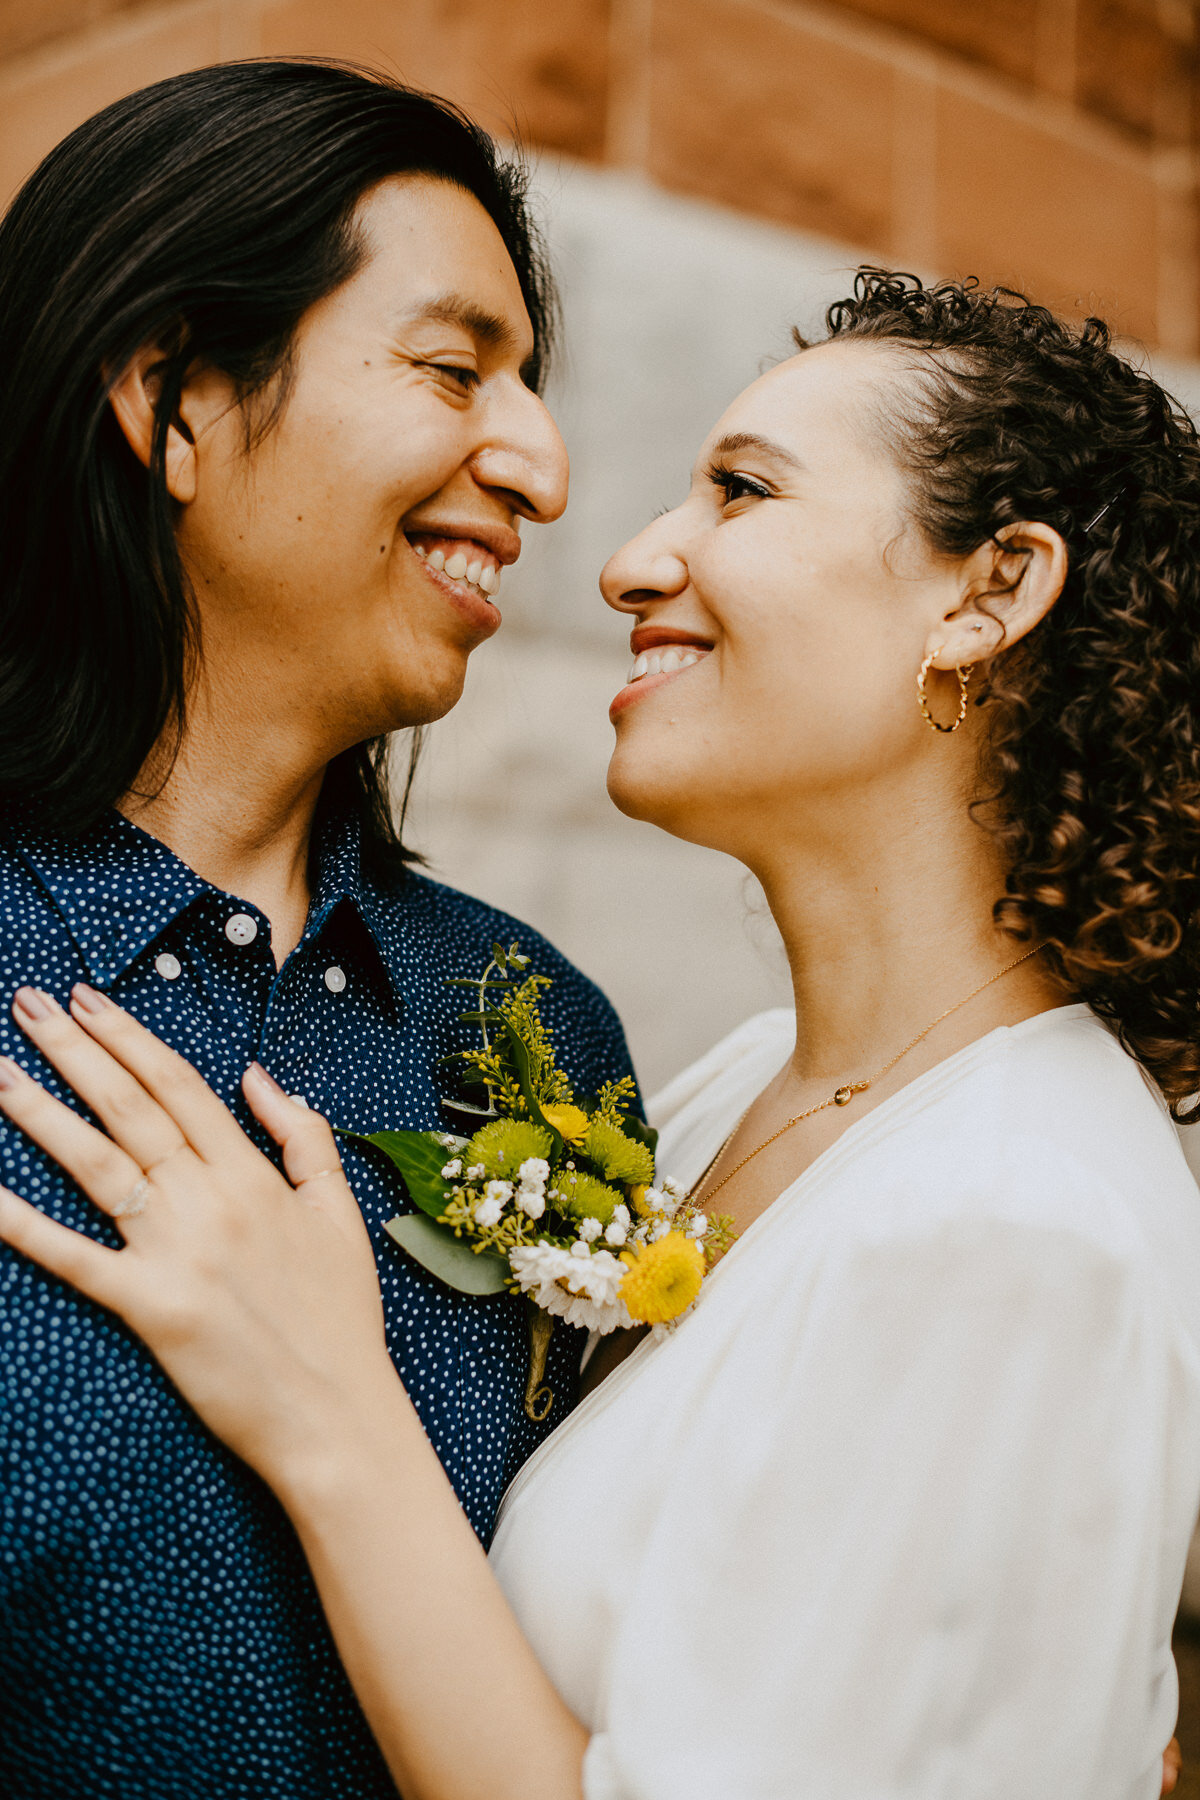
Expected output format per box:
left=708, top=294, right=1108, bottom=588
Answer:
left=338, top=1127, right=453, bottom=1218
left=383, top=1214, right=510, bottom=1295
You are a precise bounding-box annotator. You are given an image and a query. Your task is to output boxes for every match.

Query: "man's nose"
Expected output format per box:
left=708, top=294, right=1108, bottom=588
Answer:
left=474, top=388, right=569, bottom=525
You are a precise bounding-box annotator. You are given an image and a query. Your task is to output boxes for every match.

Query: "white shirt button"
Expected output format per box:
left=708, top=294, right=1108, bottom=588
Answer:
left=155, top=952, right=182, bottom=981
left=225, top=912, right=258, bottom=946
left=324, top=966, right=347, bottom=994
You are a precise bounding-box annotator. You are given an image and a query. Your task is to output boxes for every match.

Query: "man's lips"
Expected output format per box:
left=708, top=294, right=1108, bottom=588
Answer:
left=406, top=533, right=503, bottom=639
left=403, top=518, right=521, bottom=566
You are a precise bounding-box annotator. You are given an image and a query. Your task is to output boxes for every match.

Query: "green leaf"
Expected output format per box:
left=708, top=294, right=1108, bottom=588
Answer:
left=499, top=1017, right=563, bottom=1158
left=491, top=941, right=509, bottom=973
left=444, top=977, right=511, bottom=988
left=337, top=1128, right=453, bottom=1218
left=383, top=1213, right=510, bottom=1295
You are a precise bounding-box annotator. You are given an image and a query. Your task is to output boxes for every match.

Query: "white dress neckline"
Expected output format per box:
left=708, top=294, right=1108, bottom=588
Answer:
left=498, top=1001, right=1094, bottom=1527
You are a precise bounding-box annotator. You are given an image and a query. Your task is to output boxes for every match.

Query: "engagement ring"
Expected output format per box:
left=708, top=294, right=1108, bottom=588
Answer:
left=111, top=1176, right=150, bottom=1220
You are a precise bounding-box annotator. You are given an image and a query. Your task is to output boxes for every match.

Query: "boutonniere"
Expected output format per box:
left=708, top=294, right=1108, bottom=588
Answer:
left=341, top=943, right=732, bottom=1420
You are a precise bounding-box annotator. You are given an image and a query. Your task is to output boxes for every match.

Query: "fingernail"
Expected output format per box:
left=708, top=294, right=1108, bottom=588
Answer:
left=0, top=1057, right=20, bottom=1090
left=13, top=987, right=52, bottom=1021
left=247, top=1061, right=284, bottom=1095
left=71, top=983, right=113, bottom=1014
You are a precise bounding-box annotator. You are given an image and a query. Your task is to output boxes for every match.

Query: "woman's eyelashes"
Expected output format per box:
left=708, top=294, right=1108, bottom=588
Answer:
left=706, top=464, right=773, bottom=506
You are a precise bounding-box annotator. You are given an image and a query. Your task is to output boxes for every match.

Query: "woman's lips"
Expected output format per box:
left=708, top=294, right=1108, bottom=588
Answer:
left=609, top=651, right=709, bottom=719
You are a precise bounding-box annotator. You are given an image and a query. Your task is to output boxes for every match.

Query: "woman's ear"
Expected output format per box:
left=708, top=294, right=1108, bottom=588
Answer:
left=928, top=521, right=1068, bottom=670
left=108, top=345, right=205, bottom=504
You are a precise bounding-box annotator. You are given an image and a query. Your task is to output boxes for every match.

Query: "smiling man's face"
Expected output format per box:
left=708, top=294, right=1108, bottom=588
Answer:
left=175, top=174, right=569, bottom=749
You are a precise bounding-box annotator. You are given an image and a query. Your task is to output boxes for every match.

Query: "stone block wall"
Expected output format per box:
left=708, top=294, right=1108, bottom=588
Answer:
left=0, top=0, right=1197, bottom=350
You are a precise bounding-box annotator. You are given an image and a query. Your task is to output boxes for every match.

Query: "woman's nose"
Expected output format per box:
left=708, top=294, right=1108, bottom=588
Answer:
left=600, top=514, right=691, bottom=615
left=473, top=388, right=569, bottom=525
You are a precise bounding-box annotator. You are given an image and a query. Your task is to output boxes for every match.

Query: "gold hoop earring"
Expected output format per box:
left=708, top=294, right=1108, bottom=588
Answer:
left=918, top=654, right=971, bottom=734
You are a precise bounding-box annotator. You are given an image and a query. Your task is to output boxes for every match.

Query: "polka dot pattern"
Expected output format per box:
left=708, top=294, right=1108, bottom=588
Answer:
left=0, top=804, right=636, bottom=1797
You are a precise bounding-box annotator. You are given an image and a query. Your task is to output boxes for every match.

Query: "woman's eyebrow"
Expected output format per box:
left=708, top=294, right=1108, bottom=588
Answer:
left=708, top=431, right=805, bottom=470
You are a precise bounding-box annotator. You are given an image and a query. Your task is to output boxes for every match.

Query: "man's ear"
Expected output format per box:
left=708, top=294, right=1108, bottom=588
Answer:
left=928, top=521, right=1068, bottom=670
left=108, top=345, right=213, bottom=505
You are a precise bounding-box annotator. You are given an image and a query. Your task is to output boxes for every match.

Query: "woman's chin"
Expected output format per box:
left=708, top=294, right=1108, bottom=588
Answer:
left=606, top=752, right=702, bottom=836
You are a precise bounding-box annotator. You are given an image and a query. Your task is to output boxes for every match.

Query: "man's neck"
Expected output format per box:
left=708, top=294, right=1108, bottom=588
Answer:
left=119, top=732, right=328, bottom=970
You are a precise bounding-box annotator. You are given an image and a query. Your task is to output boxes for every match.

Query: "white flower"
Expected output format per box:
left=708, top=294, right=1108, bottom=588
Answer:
left=483, top=1179, right=513, bottom=1206
left=612, top=1202, right=630, bottom=1228
left=518, top=1157, right=550, bottom=1185
left=517, top=1190, right=546, bottom=1221
left=466, top=1164, right=486, bottom=1181
left=473, top=1195, right=504, bottom=1229
left=440, top=1158, right=463, bottom=1179
left=687, top=1212, right=708, bottom=1238
left=508, top=1242, right=631, bottom=1334
left=650, top=1218, right=671, bottom=1242
left=576, top=1217, right=602, bottom=1244
left=639, top=1187, right=667, bottom=1215
left=661, top=1175, right=687, bottom=1200
left=604, top=1219, right=628, bottom=1247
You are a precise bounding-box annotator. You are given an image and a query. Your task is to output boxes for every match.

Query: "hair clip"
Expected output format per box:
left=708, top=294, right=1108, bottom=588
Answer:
left=1082, top=483, right=1129, bottom=535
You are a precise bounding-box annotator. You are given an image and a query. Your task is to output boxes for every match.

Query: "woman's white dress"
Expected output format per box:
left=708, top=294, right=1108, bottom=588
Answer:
left=489, top=1005, right=1200, bottom=1799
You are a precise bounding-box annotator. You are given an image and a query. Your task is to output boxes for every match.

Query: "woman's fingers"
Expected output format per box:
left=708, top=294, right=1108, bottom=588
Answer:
left=13, top=987, right=189, bottom=1171
left=0, top=1183, right=126, bottom=1308
left=63, top=984, right=255, bottom=1166
left=0, top=1054, right=153, bottom=1221
left=243, top=1064, right=353, bottom=1202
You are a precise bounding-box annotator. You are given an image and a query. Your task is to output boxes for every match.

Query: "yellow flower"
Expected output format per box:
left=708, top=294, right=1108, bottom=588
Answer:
left=619, top=1232, right=704, bottom=1325
left=628, top=1184, right=651, bottom=1219
left=542, top=1102, right=590, bottom=1144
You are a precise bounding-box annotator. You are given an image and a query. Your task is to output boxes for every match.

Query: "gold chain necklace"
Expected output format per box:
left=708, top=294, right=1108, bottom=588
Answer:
left=693, top=943, right=1044, bottom=1209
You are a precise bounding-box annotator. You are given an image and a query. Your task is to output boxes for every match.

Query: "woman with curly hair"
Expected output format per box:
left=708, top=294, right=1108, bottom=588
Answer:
left=1, top=271, right=1198, bottom=1798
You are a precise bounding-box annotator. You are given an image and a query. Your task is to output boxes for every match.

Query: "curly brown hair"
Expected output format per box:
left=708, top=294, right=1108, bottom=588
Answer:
left=799, top=270, right=1200, bottom=1115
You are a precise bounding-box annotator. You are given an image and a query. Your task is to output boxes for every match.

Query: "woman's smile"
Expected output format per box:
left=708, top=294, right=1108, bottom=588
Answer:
left=609, top=627, right=713, bottom=718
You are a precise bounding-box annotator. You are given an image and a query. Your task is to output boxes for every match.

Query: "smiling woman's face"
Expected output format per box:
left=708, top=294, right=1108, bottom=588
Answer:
left=601, top=339, right=964, bottom=856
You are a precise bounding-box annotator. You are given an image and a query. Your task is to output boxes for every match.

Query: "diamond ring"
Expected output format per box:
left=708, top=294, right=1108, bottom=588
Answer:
left=111, top=1176, right=150, bottom=1220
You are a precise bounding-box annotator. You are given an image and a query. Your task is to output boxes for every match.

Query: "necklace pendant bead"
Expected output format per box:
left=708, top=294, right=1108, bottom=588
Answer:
left=834, top=1085, right=854, bottom=1106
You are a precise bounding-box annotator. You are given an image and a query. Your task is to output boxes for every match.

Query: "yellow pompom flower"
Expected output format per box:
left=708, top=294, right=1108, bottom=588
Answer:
left=619, top=1232, right=705, bottom=1325
left=541, top=1102, right=590, bottom=1143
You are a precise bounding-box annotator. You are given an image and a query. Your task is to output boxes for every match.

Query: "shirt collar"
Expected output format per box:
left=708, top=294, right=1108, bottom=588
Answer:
left=13, top=805, right=402, bottom=993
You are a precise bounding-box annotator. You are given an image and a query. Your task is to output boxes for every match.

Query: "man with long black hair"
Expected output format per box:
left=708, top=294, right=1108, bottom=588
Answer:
left=0, top=61, right=634, bottom=1798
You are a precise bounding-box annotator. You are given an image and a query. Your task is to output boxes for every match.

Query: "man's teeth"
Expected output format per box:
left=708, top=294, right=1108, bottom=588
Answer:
left=627, top=646, right=706, bottom=682
left=414, top=542, right=500, bottom=596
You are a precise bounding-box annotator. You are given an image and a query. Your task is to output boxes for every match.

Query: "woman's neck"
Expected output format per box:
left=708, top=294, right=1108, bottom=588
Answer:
left=750, top=782, right=1065, bottom=1091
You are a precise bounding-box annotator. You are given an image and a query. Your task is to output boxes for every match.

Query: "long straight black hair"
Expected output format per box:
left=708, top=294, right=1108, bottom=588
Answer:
left=0, top=60, right=555, bottom=876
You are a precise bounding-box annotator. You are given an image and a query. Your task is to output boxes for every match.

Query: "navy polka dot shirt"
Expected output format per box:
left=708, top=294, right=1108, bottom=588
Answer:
left=0, top=804, right=636, bottom=1798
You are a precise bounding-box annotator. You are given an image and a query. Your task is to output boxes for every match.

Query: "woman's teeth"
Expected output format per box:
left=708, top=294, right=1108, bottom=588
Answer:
left=414, top=542, right=501, bottom=596
left=627, top=646, right=707, bottom=683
